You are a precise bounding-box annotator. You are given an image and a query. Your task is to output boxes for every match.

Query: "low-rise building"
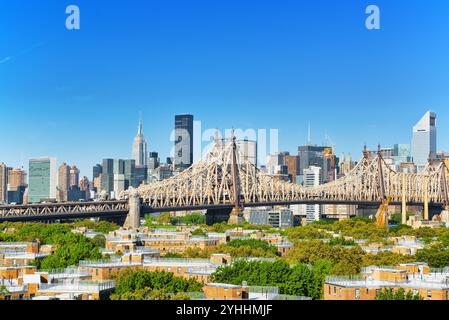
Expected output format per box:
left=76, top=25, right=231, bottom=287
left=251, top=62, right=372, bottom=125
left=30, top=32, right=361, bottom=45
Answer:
left=324, top=263, right=449, bottom=300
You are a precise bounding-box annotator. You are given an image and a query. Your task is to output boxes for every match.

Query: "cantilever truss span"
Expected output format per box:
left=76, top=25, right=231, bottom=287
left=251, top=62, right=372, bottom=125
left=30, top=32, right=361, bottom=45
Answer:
left=123, top=141, right=449, bottom=209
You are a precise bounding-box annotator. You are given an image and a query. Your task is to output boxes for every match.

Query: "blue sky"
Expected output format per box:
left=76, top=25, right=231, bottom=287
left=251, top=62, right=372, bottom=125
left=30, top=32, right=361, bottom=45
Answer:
left=1, top=0, right=448, bottom=178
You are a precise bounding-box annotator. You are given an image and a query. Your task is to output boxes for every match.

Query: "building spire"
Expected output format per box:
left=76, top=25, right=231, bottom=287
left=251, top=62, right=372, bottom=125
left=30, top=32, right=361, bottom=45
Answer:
left=307, top=122, right=311, bottom=145
left=138, top=112, right=142, bottom=135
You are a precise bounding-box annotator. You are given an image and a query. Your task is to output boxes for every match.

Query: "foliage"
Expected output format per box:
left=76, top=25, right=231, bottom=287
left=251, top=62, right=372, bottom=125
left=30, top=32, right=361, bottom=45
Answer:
left=285, top=240, right=364, bottom=275
left=191, top=228, right=208, bottom=237
left=361, top=251, right=416, bottom=267
left=37, top=233, right=102, bottom=270
left=110, top=287, right=191, bottom=300
left=91, top=234, right=106, bottom=248
left=0, top=285, right=9, bottom=295
left=376, top=288, right=423, bottom=300
left=70, top=220, right=119, bottom=233
left=110, top=270, right=202, bottom=300
left=415, top=246, right=449, bottom=268
left=170, top=213, right=206, bottom=226
left=226, top=239, right=278, bottom=255
left=156, top=212, right=172, bottom=225
left=286, top=226, right=331, bottom=242
left=328, top=237, right=356, bottom=246
left=211, top=259, right=332, bottom=300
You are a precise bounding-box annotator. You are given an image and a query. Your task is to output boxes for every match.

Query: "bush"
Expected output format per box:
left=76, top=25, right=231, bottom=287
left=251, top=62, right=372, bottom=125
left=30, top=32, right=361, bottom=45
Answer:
left=111, top=270, right=202, bottom=300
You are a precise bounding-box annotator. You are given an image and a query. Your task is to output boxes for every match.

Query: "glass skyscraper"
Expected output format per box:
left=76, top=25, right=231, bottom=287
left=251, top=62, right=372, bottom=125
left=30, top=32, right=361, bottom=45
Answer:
left=412, top=111, right=437, bottom=172
left=28, top=157, right=57, bottom=203
left=174, top=114, right=194, bottom=170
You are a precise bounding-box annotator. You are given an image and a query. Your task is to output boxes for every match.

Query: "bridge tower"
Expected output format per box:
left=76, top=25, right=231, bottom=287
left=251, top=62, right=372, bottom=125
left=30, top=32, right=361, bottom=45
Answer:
left=375, top=145, right=389, bottom=227
left=439, top=161, right=449, bottom=221
left=228, top=131, right=244, bottom=225
left=124, top=187, right=141, bottom=229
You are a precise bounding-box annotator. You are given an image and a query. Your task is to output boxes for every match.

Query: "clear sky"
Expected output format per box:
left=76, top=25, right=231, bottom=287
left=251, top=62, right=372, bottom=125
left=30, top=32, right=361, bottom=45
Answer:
left=1, top=0, right=448, bottom=178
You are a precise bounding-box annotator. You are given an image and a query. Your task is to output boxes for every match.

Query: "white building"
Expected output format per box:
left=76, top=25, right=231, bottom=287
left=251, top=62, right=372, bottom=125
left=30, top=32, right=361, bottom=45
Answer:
left=304, top=166, right=322, bottom=222
left=132, top=117, right=148, bottom=167
left=412, top=111, right=437, bottom=172
left=113, top=174, right=125, bottom=198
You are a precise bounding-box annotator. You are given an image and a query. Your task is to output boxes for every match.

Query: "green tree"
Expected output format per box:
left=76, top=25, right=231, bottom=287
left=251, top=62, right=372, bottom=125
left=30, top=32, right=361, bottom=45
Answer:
left=111, top=270, right=202, bottom=300
left=38, top=233, right=102, bottom=270
left=376, top=288, right=423, bottom=300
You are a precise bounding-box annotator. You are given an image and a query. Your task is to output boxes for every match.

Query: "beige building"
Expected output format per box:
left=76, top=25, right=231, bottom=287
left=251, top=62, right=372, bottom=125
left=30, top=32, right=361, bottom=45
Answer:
left=57, top=163, right=71, bottom=202
left=324, top=263, right=449, bottom=301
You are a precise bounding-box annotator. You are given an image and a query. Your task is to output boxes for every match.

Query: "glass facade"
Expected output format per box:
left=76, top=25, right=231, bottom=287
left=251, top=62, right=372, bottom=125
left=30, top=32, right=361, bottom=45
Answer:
left=174, top=114, right=194, bottom=170
left=28, top=158, right=56, bottom=203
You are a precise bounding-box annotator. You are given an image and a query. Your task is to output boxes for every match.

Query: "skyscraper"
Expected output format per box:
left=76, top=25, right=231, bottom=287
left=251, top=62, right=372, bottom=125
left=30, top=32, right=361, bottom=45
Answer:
left=57, top=163, right=71, bottom=202
left=412, top=111, right=437, bottom=172
left=174, top=114, right=194, bottom=170
left=236, top=139, right=258, bottom=166
left=101, top=159, right=114, bottom=195
left=298, top=145, right=333, bottom=184
left=70, top=165, right=80, bottom=188
left=0, top=163, right=9, bottom=204
left=132, top=116, right=148, bottom=167
left=304, top=166, right=323, bottom=222
left=28, top=157, right=57, bottom=203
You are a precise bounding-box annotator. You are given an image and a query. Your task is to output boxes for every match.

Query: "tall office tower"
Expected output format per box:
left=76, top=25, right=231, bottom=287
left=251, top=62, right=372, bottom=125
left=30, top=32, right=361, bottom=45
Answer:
left=339, top=153, right=356, bottom=176
left=69, top=165, right=80, bottom=188
left=7, top=168, right=27, bottom=204
left=132, top=116, right=148, bottom=167
left=304, top=166, right=323, bottom=222
left=92, top=164, right=102, bottom=180
left=393, top=144, right=412, bottom=167
left=79, top=176, right=90, bottom=191
left=284, top=155, right=300, bottom=184
left=57, top=163, right=71, bottom=202
left=147, top=152, right=160, bottom=183
left=298, top=145, right=333, bottom=185
left=236, top=139, right=258, bottom=166
left=113, top=174, right=125, bottom=198
left=0, top=163, right=8, bottom=203
left=412, top=111, right=437, bottom=172
left=123, top=159, right=136, bottom=188
left=28, top=157, right=57, bottom=203
left=174, top=114, right=194, bottom=170
left=7, top=168, right=27, bottom=190
left=101, top=159, right=114, bottom=195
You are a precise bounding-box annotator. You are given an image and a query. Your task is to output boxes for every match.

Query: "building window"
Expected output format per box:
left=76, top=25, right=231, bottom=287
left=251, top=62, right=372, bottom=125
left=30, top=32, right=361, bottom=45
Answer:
left=427, top=291, right=432, bottom=300
left=355, top=289, right=360, bottom=300
left=333, top=287, right=336, bottom=295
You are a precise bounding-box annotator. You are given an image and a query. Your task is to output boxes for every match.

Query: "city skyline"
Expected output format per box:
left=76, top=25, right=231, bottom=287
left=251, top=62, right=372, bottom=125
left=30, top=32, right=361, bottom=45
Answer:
left=1, top=108, right=446, bottom=178
left=2, top=0, right=449, bottom=177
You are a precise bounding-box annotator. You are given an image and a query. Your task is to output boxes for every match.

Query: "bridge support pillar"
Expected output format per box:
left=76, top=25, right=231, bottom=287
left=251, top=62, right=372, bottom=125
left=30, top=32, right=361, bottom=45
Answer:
left=401, top=173, right=407, bottom=225
left=228, top=207, right=243, bottom=225
left=424, top=177, right=429, bottom=221
left=124, top=188, right=140, bottom=229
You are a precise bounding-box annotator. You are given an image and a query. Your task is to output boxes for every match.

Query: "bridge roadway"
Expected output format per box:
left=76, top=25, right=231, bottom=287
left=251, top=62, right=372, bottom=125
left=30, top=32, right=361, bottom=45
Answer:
left=0, top=199, right=444, bottom=222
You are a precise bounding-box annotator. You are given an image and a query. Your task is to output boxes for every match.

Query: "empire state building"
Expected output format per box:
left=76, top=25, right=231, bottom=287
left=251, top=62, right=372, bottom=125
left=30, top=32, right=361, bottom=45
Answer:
left=132, top=117, right=148, bottom=166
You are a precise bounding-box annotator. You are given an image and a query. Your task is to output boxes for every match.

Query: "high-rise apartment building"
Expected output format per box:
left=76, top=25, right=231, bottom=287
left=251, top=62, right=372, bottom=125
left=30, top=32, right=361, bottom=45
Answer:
left=100, top=158, right=136, bottom=197
left=7, top=168, right=27, bottom=190
left=28, top=157, right=57, bottom=203
left=298, top=145, right=333, bottom=184
left=412, top=111, right=437, bottom=172
left=284, top=155, right=300, bottom=184
left=304, top=166, right=322, bottom=222
left=393, top=144, right=412, bottom=166
left=236, top=139, right=257, bottom=166
left=101, top=159, right=114, bottom=195
left=57, top=163, right=71, bottom=202
left=70, top=165, right=80, bottom=188
left=174, top=114, right=194, bottom=170
left=0, top=163, right=9, bottom=204
left=132, top=117, right=148, bottom=167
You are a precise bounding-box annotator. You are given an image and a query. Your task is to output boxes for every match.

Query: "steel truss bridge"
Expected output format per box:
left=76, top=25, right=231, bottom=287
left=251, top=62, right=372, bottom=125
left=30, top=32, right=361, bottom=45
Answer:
left=0, top=138, right=448, bottom=224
